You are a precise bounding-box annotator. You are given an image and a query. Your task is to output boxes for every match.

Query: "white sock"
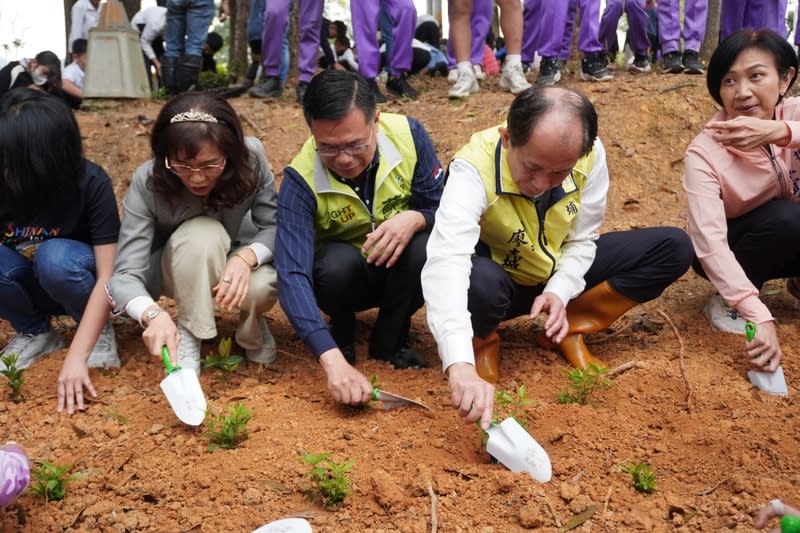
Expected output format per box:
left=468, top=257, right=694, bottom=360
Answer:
left=505, top=54, right=522, bottom=67
left=457, top=61, right=472, bottom=75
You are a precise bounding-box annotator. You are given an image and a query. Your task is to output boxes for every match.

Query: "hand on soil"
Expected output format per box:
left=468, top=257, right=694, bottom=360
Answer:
left=529, top=292, right=568, bottom=342
left=57, top=357, right=97, bottom=414
left=447, top=363, right=495, bottom=429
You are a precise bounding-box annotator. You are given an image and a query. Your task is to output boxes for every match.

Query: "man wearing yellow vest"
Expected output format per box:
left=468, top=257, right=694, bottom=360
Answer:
left=422, top=86, right=693, bottom=427
left=276, top=70, right=444, bottom=405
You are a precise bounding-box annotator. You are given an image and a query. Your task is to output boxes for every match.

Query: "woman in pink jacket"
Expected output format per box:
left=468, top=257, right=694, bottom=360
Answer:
left=683, top=29, right=800, bottom=373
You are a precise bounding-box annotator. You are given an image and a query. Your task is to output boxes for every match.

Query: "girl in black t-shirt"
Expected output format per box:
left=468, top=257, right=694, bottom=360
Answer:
left=0, top=88, right=121, bottom=414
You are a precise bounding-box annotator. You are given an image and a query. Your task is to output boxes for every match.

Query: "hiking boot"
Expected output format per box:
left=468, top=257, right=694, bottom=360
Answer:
left=295, top=81, right=308, bottom=105
left=0, top=329, right=64, bottom=370
left=473, top=64, right=486, bottom=80
left=580, top=52, right=614, bottom=82
left=662, top=51, right=684, bottom=73
left=536, top=57, right=561, bottom=86
left=682, top=50, right=705, bottom=74
left=386, top=74, right=419, bottom=99
left=448, top=68, right=479, bottom=98
left=629, top=54, right=652, bottom=73
left=500, top=62, right=532, bottom=94
left=369, top=78, right=387, bottom=103
left=243, top=316, right=277, bottom=365
left=176, top=323, right=202, bottom=376
left=703, top=293, right=747, bottom=335
left=87, top=322, right=120, bottom=369
left=248, top=76, right=282, bottom=98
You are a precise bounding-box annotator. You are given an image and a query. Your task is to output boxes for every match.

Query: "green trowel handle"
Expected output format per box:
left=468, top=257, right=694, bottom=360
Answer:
left=161, top=345, right=180, bottom=373
left=745, top=321, right=756, bottom=342
left=372, top=387, right=379, bottom=401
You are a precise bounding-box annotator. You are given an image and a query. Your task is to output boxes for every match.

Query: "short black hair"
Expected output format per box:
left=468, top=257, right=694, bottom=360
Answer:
left=72, top=38, right=88, bottom=55
left=706, top=29, right=798, bottom=106
left=0, top=88, right=83, bottom=220
left=302, top=69, right=376, bottom=125
left=206, top=32, right=223, bottom=53
left=35, top=50, right=62, bottom=88
left=336, top=36, right=351, bottom=49
left=506, top=86, right=598, bottom=157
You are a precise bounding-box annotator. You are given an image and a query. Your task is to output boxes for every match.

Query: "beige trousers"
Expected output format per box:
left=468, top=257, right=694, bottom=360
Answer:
left=160, top=216, right=278, bottom=348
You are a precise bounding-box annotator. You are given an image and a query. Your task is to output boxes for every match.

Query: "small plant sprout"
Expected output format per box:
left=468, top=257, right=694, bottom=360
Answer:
left=619, top=462, right=658, bottom=493
left=203, top=402, right=252, bottom=452
left=300, top=452, right=355, bottom=508
left=203, top=337, right=243, bottom=373
left=556, top=363, right=612, bottom=405
left=1, top=354, right=26, bottom=403
left=30, top=461, right=91, bottom=502
left=494, top=384, right=535, bottom=429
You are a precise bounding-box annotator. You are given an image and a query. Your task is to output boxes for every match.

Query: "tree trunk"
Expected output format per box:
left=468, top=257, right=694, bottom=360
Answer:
left=228, top=0, right=250, bottom=79
left=119, top=0, right=141, bottom=24
left=64, top=0, right=74, bottom=54
left=700, top=0, right=722, bottom=60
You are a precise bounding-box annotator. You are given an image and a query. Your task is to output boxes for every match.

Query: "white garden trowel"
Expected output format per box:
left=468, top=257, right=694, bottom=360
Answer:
left=485, top=417, right=552, bottom=483
left=159, top=346, right=207, bottom=426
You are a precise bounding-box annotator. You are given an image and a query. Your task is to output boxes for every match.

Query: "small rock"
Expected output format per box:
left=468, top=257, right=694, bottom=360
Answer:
left=559, top=481, right=580, bottom=502
left=102, top=421, right=120, bottom=439
left=518, top=503, right=546, bottom=528
left=148, top=424, right=164, bottom=435
left=121, top=511, right=138, bottom=531
left=370, top=468, right=410, bottom=510
left=84, top=501, right=115, bottom=517
left=243, top=487, right=262, bottom=505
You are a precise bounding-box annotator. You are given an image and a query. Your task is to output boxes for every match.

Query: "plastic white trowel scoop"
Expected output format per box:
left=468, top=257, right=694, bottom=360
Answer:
left=159, top=346, right=207, bottom=426
left=485, top=417, right=552, bottom=482
left=251, top=518, right=313, bottom=533
left=745, top=322, right=789, bottom=396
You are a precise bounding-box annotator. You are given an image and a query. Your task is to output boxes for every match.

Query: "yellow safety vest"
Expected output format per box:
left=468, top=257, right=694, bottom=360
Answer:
left=288, top=113, right=418, bottom=248
left=454, top=125, right=594, bottom=285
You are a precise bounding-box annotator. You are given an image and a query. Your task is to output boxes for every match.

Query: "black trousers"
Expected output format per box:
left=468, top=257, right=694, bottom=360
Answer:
left=313, top=232, right=429, bottom=358
left=691, top=198, right=800, bottom=288
left=468, top=227, right=693, bottom=337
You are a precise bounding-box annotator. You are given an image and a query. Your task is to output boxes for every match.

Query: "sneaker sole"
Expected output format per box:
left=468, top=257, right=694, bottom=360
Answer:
left=629, top=65, right=652, bottom=73
left=499, top=78, right=532, bottom=94
left=448, top=85, right=480, bottom=98
left=683, top=67, right=704, bottom=75
left=536, top=70, right=561, bottom=86
left=579, top=71, right=614, bottom=82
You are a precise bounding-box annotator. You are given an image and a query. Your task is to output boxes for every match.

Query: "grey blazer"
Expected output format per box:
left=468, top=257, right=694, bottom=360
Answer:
left=106, top=136, right=277, bottom=313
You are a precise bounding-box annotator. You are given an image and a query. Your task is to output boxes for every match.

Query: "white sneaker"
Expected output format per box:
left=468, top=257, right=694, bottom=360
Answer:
left=0, top=329, right=65, bottom=370
left=448, top=69, right=479, bottom=98
left=703, top=293, right=747, bottom=335
left=447, top=68, right=458, bottom=83
left=473, top=64, right=486, bottom=80
left=177, top=324, right=202, bottom=376
left=500, top=62, right=532, bottom=95
left=87, top=322, right=120, bottom=369
left=243, top=316, right=276, bottom=365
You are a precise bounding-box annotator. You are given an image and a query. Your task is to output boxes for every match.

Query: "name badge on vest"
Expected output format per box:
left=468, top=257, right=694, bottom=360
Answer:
left=561, top=174, right=577, bottom=194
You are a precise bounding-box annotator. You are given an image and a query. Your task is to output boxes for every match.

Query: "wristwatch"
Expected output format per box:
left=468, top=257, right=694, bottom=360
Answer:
left=142, top=306, right=162, bottom=327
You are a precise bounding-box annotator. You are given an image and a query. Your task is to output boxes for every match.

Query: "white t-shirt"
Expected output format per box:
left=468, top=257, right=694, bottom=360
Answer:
left=63, top=62, right=85, bottom=90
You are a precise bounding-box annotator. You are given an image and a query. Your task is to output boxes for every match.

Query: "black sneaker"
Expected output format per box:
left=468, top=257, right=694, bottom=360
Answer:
left=536, top=56, right=561, bottom=86
left=629, top=54, right=652, bottom=73
left=662, top=51, right=684, bottom=73
left=385, top=74, right=419, bottom=99
left=682, top=50, right=704, bottom=74
left=295, top=81, right=308, bottom=105
left=369, top=78, right=387, bottom=103
left=248, top=76, right=282, bottom=98
left=579, top=51, right=614, bottom=82
left=385, top=347, right=427, bottom=369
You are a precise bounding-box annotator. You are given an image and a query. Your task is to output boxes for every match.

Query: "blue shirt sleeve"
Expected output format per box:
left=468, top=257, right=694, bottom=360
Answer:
left=407, top=116, right=444, bottom=230
left=275, top=167, right=337, bottom=358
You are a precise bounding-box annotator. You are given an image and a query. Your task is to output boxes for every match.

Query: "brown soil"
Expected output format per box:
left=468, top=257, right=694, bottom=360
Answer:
left=2, top=68, right=799, bottom=533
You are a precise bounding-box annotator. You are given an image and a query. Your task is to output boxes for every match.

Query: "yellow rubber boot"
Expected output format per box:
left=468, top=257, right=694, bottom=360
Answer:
left=472, top=331, right=500, bottom=383
left=541, top=281, right=637, bottom=369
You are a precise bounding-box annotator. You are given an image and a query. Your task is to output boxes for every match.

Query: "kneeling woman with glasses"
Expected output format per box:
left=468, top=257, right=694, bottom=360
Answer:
left=106, top=92, right=279, bottom=375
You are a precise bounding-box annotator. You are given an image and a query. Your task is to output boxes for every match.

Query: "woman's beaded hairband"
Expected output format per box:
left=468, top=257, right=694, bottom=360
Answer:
left=170, top=109, right=218, bottom=124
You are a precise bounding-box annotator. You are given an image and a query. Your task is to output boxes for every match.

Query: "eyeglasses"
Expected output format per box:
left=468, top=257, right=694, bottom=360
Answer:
left=165, top=157, right=227, bottom=178
left=315, top=124, right=375, bottom=158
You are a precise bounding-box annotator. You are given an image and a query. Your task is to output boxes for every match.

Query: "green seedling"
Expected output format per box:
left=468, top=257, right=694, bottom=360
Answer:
left=556, top=363, right=611, bottom=405
left=494, top=384, right=535, bottom=429
left=299, top=451, right=355, bottom=508
left=619, top=462, right=657, bottom=493
left=203, top=402, right=252, bottom=452
left=1, top=354, right=26, bottom=403
left=203, top=337, right=243, bottom=373
left=30, top=461, right=91, bottom=501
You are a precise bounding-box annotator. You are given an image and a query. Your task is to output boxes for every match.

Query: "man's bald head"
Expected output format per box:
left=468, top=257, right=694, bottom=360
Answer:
left=505, top=86, right=598, bottom=158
